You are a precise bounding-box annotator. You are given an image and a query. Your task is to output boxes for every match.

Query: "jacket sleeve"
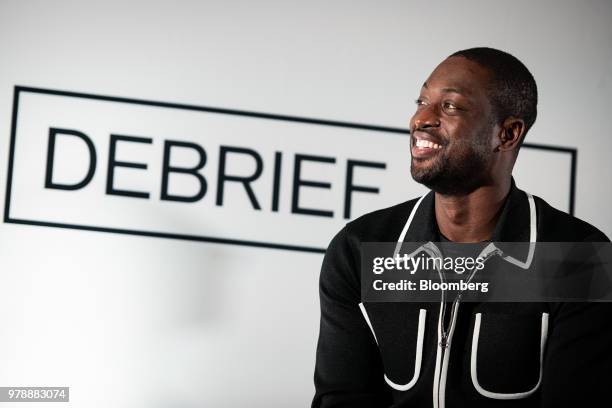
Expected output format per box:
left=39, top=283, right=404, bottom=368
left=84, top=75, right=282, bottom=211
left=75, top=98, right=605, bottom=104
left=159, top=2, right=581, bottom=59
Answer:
left=312, top=226, right=392, bottom=408
left=540, top=302, right=612, bottom=406
left=541, top=232, right=612, bottom=406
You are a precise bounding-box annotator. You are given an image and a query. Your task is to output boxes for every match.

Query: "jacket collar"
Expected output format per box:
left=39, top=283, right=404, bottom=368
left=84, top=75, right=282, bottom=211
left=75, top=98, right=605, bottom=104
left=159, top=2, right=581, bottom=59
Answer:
left=404, top=178, right=532, bottom=243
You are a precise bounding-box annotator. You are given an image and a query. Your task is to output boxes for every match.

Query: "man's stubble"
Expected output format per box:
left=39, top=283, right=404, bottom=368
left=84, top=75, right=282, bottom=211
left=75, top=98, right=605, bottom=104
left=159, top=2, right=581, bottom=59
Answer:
left=410, top=125, right=493, bottom=195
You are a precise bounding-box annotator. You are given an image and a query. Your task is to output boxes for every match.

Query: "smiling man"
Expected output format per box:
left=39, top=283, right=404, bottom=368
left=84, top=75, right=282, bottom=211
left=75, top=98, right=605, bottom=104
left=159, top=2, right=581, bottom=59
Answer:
left=312, top=47, right=611, bottom=408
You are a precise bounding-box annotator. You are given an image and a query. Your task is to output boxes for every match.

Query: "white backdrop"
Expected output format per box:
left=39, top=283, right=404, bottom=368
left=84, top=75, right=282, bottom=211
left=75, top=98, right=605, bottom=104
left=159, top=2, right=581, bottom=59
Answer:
left=0, top=1, right=611, bottom=407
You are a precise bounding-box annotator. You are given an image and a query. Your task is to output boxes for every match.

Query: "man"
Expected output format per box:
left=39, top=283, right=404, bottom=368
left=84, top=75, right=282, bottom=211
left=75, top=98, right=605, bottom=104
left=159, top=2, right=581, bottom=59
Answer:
left=312, top=47, right=611, bottom=408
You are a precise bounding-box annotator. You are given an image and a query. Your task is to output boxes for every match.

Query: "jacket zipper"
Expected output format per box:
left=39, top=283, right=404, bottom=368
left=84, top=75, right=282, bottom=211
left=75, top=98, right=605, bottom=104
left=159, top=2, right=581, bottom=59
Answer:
left=434, top=297, right=460, bottom=408
left=434, top=243, right=503, bottom=407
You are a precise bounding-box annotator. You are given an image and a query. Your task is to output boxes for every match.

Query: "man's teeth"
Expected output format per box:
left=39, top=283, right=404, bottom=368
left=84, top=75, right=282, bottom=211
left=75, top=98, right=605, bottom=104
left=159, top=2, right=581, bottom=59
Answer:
left=415, top=139, right=442, bottom=149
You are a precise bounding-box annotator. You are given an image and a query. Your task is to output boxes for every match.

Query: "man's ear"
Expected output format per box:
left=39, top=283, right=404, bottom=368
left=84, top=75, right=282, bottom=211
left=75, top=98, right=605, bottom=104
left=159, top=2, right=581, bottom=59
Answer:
left=497, top=116, right=525, bottom=152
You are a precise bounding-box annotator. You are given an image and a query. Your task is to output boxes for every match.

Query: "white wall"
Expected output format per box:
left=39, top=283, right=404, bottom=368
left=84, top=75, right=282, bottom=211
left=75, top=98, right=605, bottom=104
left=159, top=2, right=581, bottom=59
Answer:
left=0, top=1, right=610, bottom=407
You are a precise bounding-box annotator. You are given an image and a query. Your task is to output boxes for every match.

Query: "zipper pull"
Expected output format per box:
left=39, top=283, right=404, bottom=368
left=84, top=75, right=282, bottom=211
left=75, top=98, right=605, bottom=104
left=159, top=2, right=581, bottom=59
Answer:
left=439, top=335, right=449, bottom=349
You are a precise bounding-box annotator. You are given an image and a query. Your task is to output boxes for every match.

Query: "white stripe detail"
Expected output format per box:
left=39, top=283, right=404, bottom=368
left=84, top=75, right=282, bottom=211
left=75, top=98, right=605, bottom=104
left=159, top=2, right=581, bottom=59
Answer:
left=500, top=193, right=537, bottom=268
left=432, top=303, right=443, bottom=408
left=528, top=193, right=537, bottom=243
left=393, top=194, right=427, bottom=257
left=358, top=304, right=427, bottom=392
left=470, top=312, right=549, bottom=400
left=358, top=303, right=378, bottom=345
left=383, top=309, right=427, bottom=391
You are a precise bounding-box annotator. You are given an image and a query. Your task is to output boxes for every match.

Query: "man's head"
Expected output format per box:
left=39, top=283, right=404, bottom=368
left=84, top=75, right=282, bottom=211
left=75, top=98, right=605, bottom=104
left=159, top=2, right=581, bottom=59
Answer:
left=409, top=47, right=538, bottom=195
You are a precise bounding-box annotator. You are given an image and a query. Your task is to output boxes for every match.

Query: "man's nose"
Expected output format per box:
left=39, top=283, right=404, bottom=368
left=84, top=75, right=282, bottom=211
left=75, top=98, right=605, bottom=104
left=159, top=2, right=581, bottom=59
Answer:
left=412, top=106, right=441, bottom=130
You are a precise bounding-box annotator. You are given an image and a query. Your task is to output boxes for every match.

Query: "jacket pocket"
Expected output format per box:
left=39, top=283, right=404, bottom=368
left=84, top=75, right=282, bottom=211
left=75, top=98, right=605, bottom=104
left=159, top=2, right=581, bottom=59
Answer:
left=359, top=303, right=427, bottom=391
left=470, top=312, right=549, bottom=399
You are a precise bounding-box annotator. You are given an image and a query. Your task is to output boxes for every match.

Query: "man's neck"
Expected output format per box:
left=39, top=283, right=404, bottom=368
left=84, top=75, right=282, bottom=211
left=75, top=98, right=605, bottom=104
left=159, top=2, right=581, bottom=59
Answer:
left=434, top=179, right=511, bottom=243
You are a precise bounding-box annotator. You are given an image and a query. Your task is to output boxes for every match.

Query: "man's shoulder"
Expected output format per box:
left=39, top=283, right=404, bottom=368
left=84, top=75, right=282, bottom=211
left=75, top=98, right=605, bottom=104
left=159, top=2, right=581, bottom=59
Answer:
left=341, top=196, right=423, bottom=243
left=322, top=197, right=422, bottom=272
left=533, top=194, right=610, bottom=242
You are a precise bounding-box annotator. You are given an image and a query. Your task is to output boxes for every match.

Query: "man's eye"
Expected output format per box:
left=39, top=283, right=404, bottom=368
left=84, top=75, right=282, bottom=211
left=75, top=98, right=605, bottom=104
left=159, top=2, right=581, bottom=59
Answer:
left=443, top=102, right=458, bottom=110
left=415, top=98, right=426, bottom=106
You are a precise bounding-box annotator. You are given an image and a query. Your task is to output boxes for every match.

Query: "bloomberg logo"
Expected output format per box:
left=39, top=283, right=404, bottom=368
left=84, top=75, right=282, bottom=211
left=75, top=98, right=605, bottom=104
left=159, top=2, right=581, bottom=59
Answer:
left=4, top=86, right=576, bottom=253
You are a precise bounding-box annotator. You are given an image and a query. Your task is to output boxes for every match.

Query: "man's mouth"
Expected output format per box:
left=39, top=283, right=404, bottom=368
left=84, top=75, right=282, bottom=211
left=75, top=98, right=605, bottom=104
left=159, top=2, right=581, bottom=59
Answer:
left=414, top=139, right=442, bottom=149
left=411, top=132, right=445, bottom=158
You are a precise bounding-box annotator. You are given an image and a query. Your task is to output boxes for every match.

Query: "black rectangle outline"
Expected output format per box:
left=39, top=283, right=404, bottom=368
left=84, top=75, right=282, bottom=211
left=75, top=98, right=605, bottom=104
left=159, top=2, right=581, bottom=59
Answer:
left=4, top=85, right=577, bottom=254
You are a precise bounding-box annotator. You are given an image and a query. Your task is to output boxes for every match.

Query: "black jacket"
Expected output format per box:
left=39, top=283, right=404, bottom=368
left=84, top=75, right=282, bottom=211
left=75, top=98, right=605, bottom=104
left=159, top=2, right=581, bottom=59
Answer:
left=312, top=181, right=611, bottom=408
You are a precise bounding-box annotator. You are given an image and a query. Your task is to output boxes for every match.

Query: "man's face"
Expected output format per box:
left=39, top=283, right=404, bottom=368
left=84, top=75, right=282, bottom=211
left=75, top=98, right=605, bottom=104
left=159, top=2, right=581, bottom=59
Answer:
left=409, top=56, right=500, bottom=195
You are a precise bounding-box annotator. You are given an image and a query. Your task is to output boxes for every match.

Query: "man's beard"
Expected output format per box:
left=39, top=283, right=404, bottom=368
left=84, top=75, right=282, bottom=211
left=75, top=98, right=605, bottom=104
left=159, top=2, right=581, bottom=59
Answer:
left=411, top=130, right=492, bottom=195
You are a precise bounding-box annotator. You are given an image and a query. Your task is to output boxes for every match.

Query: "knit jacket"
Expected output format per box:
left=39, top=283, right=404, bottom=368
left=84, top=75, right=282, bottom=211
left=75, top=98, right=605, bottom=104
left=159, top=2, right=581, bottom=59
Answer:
left=312, top=180, right=611, bottom=408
